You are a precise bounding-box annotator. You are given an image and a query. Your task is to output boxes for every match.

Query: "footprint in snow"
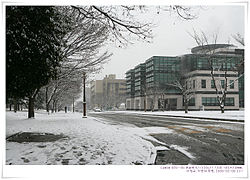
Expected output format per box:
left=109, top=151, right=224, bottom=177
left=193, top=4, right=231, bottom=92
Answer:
left=78, top=158, right=87, bottom=165
left=37, top=145, right=46, bottom=148
left=60, top=147, right=66, bottom=150
left=21, top=157, right=30, bottom=163
left=61, top=159, right=70, bottom=165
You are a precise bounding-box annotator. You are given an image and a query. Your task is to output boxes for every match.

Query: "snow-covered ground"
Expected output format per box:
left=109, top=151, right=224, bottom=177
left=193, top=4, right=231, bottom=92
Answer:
left=6, top=111, right=180, bottom=165
left=5, top=110, right=245, bottom=166
left=103, top=110, right=245, bottom=121
left=4, top=110, right=247, bottom=179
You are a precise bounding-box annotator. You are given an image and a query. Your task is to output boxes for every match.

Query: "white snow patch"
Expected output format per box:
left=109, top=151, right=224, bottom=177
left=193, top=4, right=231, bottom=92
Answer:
left=6, top=111, right=160, bottom=165
left=106, top=110, right=245, bottom=121
left=170, top=145, right=196, bottom=160
left=6, top=111, right=183, bottom=165
left=122, top=126, right=174, bottom=146
left=181, top=125, right=209, bottom=132
left=155, top=146, right=169, bottom=151
left=211, top=124, right=244, bottom=131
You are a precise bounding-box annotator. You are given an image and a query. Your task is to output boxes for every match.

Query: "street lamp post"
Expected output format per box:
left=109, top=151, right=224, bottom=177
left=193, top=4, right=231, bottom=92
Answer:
left=82, top=72, right=87, bottom=118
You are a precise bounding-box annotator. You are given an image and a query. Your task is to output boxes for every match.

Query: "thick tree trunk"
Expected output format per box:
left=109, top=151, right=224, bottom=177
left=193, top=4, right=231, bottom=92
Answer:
left=45, top=87, right=49, bottom=113
left=46, top=103, right=50, bottom=113
left=151, top=97, right=155, bottom=112
left=183, top=94, right=188, bottom=113
left=51, top=100, right=55, bottom=113
left=14, top=99, right=17, bottom=113
left=9, top=104, right=12, bottom=111
left=220, top=94, right=226, bottom=113
left=220, top=105, right=225, bottom=113
left=27, top=89, right=40, bottom=118
left=185, top=101, right=188, bottom=114
left=55, top=100, right=58, bottom=112
left=28, top=97, right=35, bottom=118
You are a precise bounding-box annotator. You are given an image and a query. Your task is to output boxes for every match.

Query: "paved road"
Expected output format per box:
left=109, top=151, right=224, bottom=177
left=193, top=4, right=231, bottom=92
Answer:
left=89, top=112, right=244, bottom=165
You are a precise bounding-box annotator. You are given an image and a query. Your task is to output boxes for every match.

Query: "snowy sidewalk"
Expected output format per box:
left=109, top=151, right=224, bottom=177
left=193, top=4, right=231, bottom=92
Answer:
left=6, top=111, right=174, bottom=165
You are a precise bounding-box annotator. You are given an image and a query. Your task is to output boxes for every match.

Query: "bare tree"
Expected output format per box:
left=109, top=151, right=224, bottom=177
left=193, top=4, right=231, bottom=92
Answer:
left=189, top=29, right=242, bottom=113
left=156, top=5, right=199, bottom=20
left=145, top=83, right=168, bottom=111
left=232, top=33, right=244, bottom=46
left=41, top=69, right=82, bottom=113
left=58, top=6, right=112, bottom=74
left=69, top=5, right=153, bottom=47
left=69, top=5, right=198, bottom=46
left=232, top=33, right=244, bottom=76
left=101, top=89, right=126, bottom=110
left=40, top=6, right=198, bottom=112
left=53, top=80, right=82, bottom=113
left=169, top=77, right=195, bottom=113
left=165, top=56, right=195, bottom=113
left=40, top=6, right=113, bottom=112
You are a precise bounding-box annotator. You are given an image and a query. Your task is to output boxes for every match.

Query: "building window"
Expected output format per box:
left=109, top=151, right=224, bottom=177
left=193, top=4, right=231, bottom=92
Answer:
left=183, top=97, right=195, bottom=106
left=221, top=80, right=225, bottom=88
left=202, top=97, right=218, bottom=106
left=225, top=98, right=235, bottom=106
left=202, top=97, right=235, bottom=106
left=230, top=80, right=234, bottom=89
left=211, top=80, right=215, bottom=88
left=201, top=80, right=206, bottom=88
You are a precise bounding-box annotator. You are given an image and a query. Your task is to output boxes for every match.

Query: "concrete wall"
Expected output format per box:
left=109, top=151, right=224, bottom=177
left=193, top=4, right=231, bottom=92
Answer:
left=134, top=96, right=146, bottom=110
left=186, top=70, right=239, bottom=93
left=126, top=98, right=135, bottom=110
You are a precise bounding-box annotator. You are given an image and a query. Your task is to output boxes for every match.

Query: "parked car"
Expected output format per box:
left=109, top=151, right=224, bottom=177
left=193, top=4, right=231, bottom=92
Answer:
left=93, top=108, right=102, bottom=112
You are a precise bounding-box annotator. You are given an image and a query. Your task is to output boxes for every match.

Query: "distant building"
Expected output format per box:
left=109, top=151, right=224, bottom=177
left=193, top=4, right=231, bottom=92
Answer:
left=125, top=69, right=135, bottom=109
left=90, top=74, right=126, bottom=110
left=126, top=56, right=182, bottom=110
left=126, top=44, right=244, bottom=111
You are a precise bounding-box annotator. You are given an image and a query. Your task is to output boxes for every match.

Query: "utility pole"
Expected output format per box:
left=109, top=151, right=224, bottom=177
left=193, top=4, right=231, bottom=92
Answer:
left=82, top=72, right=87, bottom=118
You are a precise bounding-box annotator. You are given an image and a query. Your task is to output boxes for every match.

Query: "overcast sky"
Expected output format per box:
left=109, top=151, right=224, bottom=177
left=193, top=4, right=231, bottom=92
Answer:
left=93, top=5, right=245, bottom=80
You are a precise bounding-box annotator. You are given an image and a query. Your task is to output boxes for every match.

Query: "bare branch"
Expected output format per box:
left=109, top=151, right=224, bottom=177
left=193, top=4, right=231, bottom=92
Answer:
left=232, top=33, right=244, bottom=46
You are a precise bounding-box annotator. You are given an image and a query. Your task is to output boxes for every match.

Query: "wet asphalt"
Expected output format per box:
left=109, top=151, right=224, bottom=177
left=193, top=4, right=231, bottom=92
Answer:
left=89, top=112, right=244, bottom=165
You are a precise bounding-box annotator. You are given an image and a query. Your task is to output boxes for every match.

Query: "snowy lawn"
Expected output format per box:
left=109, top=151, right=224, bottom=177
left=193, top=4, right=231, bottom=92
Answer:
left=6, top=111, right=176, bottom=165
left=105, top=110, right=245, bottom=121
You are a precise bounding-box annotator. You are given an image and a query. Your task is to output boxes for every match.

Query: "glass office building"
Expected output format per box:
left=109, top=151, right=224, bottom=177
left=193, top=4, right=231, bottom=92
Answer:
left=125, top=69, right=135, bottom=110
left=126, top=44, right=244, bottom=111
left=134, top=63, right=146, bottom=97
left=145, top=56, right=181, bottom=92
left=181, top=46, right=243, bottom=110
